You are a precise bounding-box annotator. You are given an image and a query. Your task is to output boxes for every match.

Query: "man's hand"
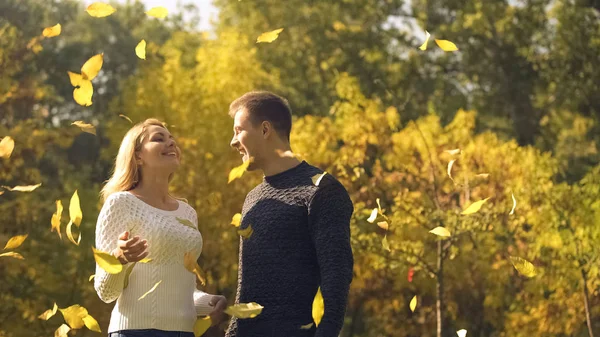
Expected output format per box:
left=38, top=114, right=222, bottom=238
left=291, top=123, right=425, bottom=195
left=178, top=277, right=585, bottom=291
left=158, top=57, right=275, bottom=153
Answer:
left=112, top=231, right=149, bottom=265
left=208, top=295, right=228, bottom=326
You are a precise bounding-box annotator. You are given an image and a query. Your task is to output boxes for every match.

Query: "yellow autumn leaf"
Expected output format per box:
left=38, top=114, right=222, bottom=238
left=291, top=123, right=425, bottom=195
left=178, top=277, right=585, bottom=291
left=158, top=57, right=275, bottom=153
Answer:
left=177, top=217, right=196, bottom=230
left=445, top=148, right=461, bottom=155
left=237, top=225, right=254, bottom=239
left=435, top=39, right=459, bottom=51
left=311, top=172, right=327, bottom=186
left=193, top=316, right=212, bottom=337
left=409, top=295, right=417, bottom=312
left=119, top=114, right=133, bottom=124
left=312, top=288, right=324, bottom=326
left=38, top=303, right=58, bottom=320
left=92, top=247, right=123, bottom=274
left=42, top=24, right=61, bottom=38
left=66, top=221, right=81, bottom=246
left=54, top=324, right=70, bottom=337
left=461, top=198, right=490, bottom=215
left=447, top=159, right=456, bottom=183
left=367, top=208, right=378, bottom=223
left=138, top=280, right=162, bottom=300
left=2, top=183, right=42, bottom=192
left=510, top=192, right=517, bottom=215
left=59, top=304, right=88, bottom=329
left=73, top=80, right=93, bottom=106
left=0, top=252, right=24, bottom=259
left=382, top=235, right=391, bottom=252
left=418, top=30, right=430, bottom=50
left=228, top=159, right=251, bottom=183
left=3, top=234, right=28, bottom=250
left=69, top=190, right=82, bottom=226
left=225, top=302, right=264, bottom=319
left=300, top=322, right=314, bottom=330
left=81, top=54, right=103, bottom=80
left=86, top=3, right=116, bottom=17
left=51, top=200, right=63, bottom=239
left=429, top=226, right=451, bottom=237
left=135, top=39, right=146, bottom=60
left=88, top=274, right=95, bottom=282
left=123, top=263, right=136, bottom=289
left=476, top=173, right=490, bottom=178
left=231, top=213, right=242, bottom=227
left=82, top=314, right=101, bottom=332
left=146, top=7, right=169, bottom=18
left=376, top=198, right=382, bottom=211
left=139, top=257, right=152, bottom=263
left=71, top=121, right=96, bottom=135
left=183, top=251, right=206, bottom=285
left=256, top=28, right=284, bottom=43
left=457, top=329, right=468, bottom=337
left=377, top=221, right=389, bottom=230
left=510, top=256, right=537, bottom=278
left=67, top=71, right=83, bottom=86
left=0, top=136, right=15, bottom=158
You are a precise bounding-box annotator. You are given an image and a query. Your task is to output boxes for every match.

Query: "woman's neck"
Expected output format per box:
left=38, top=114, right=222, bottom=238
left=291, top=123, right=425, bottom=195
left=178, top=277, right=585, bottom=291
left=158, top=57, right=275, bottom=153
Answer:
left=132, top=172, right=172, bottom=204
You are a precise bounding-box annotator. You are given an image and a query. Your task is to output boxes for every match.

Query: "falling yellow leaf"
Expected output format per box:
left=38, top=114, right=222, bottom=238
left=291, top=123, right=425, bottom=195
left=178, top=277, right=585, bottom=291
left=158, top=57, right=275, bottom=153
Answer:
left=382, top=235, right=391, bottom=252
left=67, top=71, right=83, bottom=87
left=69, top=190, right=82, bottom=227
left=429, top=226, right=451, bottom=237
left=376, top=198, right=383, bottom=211
left=510, top=192, right=517, bottom=215
left=123, top=263, right=136, bottom=289
left=176, top=217, right=196, bottom=230
left=435, top=39, right=459, bottom=51
left=312, top=288, right=324, bottom=326
left=138, top=280, right=162, bottom=300
left=119, top=114, right=133, bottom=123
left=0, top=136, right=15, bottom=158
left=146, top=6, right=169, bottom=18
left=0, top=252, right=24, bottom=259
left=88, top=274, right=95, bottom=282
left=71, top=121, right=96, bottom=135
left=2, top=183, right=42, bottom=192
left=457, top=329, right=468, bottom=337
left=82, top=314, right=101, bottom=332
left=311, top=172, right=327, bottom=186
left=231, top=213, right=242, bottom=227
left=300, top=322, right=314, bottom=330
left=419, top=30, right=430, bottom=50
left=445, top=148, right=461, bottom=155
left=256, top=28, right=284, bottom=43
left=86, top=3, right=116, bottom=17
left=73, top=80, right=93, bottom=106
left=139, top=257, right=152, bottom=263
left=461, top=198, right=490, bottom=215
left=193, top=316, right=212, bottom=337
left=510, top=256, right=537, bottom=278
left=225, top=302, right=264, bottom=319
left=228, top=159, right=251, bottom=183
left=476, top=173, right=490, bottom=178
left=92, top=247, right=123, bottom=274
left=81, top=54, right=103, bottom=81
left=183, top=251, right=206, bottom=285
left=377, top=221, right=389, bottom=230
left=66, top=221, right=81, bottom=246
left=3, top=234, right=28, bottom=250
left=447, top=159, right=456, bottom=183
left=135, top=39, right=146, bottom=60
left=42, top=24, right=61, bottom=38
left=237, top=225, right=254, bottom=239
left=38, top=303, right=58, bottom=320
left=51, top=200, right=63, bottom=239
left=59, top=305, right=88, bottom=329
left=409, top=295, right=417, bottom=312
left=54, top=324, right=71, bottom=337
left=367, top=208, right=378, bottom=223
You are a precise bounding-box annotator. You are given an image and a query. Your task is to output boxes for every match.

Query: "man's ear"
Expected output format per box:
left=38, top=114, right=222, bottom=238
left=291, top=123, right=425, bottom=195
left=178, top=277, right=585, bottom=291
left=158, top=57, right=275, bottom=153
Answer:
left=262, top=121, right=272, bottom=138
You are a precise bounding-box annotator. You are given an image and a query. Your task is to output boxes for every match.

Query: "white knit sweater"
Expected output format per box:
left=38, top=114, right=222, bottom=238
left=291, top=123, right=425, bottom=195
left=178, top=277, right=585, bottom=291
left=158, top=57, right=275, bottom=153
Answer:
left=94, top=191, right=214, bottom=333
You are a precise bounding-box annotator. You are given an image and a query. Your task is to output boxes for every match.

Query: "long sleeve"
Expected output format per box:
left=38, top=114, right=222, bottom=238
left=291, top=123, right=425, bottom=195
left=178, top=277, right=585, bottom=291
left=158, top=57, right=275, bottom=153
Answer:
left=308, top=179, right=354, bottom=337
left=193, top=289, right=214, bottom=316
left=224, top=237, right=243, bottom=337
left=94, top=193, right=130, bottom=303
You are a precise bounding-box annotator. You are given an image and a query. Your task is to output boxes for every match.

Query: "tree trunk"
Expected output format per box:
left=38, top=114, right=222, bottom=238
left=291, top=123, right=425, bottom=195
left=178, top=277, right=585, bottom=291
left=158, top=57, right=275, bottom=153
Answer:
left=437, top=239, right=444, bottom=337
left=582, top=268, right=595, bottom=337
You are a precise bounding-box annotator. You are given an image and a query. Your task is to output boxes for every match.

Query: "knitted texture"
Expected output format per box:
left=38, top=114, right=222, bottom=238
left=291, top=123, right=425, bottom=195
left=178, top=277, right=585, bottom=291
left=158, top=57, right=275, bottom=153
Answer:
left=225, top=161, right=354, bottom=337
left=94, top=191, right=213, bottom=333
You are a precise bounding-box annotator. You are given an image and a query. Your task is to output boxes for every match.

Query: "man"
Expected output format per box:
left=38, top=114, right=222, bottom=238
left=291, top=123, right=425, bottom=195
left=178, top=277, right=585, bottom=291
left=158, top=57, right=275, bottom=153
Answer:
left=226, top=91, right=354, bottom=337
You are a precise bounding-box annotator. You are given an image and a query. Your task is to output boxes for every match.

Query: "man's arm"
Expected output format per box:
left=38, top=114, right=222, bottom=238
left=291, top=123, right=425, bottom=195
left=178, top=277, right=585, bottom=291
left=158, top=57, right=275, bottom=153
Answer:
left=308, top=178, right=354, bottom=337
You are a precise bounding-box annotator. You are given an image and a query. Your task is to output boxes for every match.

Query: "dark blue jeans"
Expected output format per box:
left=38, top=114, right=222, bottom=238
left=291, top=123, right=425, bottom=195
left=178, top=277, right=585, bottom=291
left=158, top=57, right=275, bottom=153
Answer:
left=108, top=329, right=194, bottom=337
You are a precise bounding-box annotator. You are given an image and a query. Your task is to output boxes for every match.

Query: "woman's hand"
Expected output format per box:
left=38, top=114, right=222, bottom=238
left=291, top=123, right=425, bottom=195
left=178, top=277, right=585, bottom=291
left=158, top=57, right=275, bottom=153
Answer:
left=208, top=295, right=228, bottom=326
left=112, top=231, right=149, bottom=264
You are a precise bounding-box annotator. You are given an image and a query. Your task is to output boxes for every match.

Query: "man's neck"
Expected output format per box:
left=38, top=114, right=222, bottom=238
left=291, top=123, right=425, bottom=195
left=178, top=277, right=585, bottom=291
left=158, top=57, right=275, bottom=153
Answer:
left=261, top=155, right=302, bottom=177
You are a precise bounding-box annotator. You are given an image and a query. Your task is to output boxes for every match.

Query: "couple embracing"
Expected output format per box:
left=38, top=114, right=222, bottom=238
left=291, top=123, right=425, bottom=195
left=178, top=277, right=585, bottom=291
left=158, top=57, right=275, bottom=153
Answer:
left=94, top=91, right=354, bottom=337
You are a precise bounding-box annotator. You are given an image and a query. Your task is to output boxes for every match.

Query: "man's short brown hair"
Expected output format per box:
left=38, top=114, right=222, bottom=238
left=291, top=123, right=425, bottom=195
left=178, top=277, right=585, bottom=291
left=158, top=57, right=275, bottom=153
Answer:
left=229, top=91, right=292, bottom=142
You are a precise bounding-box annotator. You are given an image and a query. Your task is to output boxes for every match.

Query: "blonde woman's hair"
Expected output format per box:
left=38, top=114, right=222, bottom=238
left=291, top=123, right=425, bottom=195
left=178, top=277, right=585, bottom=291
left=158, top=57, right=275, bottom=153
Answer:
left=101, top=118, right=170, bottom=202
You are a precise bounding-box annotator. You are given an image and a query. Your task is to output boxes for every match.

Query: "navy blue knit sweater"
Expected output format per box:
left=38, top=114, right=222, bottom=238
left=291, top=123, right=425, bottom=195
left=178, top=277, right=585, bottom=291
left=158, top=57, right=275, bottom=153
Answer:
left=225, top=161, right=354, bottom=337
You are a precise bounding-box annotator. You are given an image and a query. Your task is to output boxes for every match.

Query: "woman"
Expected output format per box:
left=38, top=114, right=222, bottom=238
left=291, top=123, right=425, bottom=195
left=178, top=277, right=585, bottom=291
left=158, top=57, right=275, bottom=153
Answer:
left=94, top=118, right=227, bottom=337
